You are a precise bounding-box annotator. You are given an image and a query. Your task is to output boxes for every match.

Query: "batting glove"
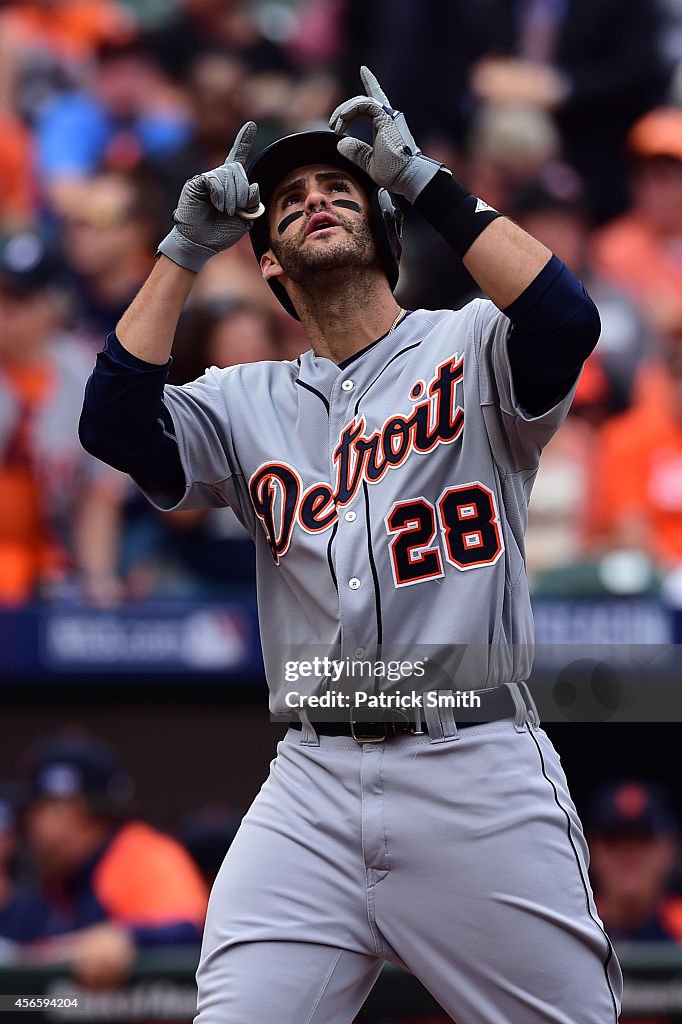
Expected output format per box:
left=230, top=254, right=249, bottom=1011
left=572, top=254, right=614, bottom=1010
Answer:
left=157, top=122, right=262, bottom=273
left=328, top=67, right=447, bottom=204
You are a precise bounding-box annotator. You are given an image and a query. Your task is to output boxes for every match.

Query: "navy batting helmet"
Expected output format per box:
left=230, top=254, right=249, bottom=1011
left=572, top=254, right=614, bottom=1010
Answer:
left=248, top=131, right=403, bottom=320
left=23, top=734, right=135, bottom=817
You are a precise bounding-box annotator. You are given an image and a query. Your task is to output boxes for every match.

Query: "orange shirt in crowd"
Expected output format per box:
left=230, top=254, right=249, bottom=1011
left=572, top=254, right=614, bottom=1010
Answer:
left=0, top=1, right=133, bottom=62
left=0, top=114, right=34, bottom=226
left=588, top=378, right=682, bottom=564
left=94, top=822, right=208, bottom=929
left=0, top=361, right=58, bottom=604
left=592, top=215, right=682, bottom=327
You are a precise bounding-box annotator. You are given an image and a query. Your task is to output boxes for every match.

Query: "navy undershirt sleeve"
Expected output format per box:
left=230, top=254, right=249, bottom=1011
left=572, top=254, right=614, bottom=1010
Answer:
left=415, top=171, right=601, bottom=416
left=502, top=256, right=601, bottom=416
left=79, top=333, right=186, bottom=503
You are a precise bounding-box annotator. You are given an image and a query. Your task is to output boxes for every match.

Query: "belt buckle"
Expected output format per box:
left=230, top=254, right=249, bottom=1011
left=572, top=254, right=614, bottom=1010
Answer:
left=349, top=710, right=408, bottom=743
left=350, top=717, right=388, bottom=743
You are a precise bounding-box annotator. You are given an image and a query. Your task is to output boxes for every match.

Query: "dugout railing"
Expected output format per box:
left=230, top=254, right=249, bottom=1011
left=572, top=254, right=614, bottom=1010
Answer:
left=0, top=944, right=681, bottom=1021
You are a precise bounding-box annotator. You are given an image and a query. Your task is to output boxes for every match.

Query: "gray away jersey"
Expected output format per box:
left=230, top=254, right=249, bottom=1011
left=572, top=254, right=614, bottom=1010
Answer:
left=141, top=301, right=577, bottom=714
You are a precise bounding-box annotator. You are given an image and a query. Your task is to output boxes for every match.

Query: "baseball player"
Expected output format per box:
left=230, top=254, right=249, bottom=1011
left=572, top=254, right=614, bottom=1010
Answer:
left=80, top=68, right=623, bottom=1023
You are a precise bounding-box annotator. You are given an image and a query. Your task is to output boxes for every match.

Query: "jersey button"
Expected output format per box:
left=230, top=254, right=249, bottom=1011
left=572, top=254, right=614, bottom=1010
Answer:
left=344, top=511, right=357, bottom=522
left=341, top=379, right=354, bottom=392
left=354, top=646, right=366, bottom=659
left=348, top=577, right=361, bottom=590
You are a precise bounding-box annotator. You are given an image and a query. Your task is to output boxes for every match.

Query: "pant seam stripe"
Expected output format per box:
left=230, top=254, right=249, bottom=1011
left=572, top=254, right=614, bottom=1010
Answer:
left=303, top=948, right=344, bottom=1024
left=526, top=725, right=619, bottom=1024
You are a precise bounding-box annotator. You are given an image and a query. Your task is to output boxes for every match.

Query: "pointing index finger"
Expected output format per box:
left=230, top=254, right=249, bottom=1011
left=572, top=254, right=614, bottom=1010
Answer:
left=225, top=121, right=257, bottom=167
left=360, top=66, right=391, bottom=106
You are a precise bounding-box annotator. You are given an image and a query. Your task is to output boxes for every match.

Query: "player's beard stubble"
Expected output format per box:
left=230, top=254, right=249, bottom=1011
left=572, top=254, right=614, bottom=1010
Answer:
left=270, top=213, right=381, bottom=314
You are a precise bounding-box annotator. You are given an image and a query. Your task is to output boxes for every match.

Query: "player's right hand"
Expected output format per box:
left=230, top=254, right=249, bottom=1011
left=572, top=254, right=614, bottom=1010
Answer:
left=157, top=122, right=262, bottom=273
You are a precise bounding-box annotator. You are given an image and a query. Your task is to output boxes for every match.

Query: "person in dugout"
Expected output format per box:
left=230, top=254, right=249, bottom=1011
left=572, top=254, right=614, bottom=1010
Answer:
left=0, top=734, right=208, bottom=988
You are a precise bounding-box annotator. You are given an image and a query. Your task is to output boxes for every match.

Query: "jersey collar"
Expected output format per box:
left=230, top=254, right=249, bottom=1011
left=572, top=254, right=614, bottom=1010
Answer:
left=295, top=310, right=419, bottom=400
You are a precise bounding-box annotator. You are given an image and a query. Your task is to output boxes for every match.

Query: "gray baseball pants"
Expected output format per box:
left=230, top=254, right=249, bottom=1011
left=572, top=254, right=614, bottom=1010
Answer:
left=195, top=699, right=622, bottom=1023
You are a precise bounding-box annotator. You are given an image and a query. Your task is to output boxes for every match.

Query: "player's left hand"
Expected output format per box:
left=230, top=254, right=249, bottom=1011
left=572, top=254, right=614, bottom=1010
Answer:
left=328, top=66, right=445, bottom=203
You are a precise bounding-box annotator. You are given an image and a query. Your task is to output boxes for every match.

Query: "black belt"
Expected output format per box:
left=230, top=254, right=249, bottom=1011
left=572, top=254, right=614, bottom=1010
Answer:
left=289, top=685, right=518, bottom=742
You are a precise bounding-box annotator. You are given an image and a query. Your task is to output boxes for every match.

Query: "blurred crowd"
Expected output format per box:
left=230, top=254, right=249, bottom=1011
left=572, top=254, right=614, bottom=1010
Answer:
left=2, top=0, right=682, bottom=604
left=2, top=730, right=682, bottom=1016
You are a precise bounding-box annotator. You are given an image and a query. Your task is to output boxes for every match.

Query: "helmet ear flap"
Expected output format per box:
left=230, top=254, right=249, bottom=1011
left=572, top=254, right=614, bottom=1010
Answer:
left=253, top=225, right=300, bottom=320
left=369, top=188, right=403, bottom=291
